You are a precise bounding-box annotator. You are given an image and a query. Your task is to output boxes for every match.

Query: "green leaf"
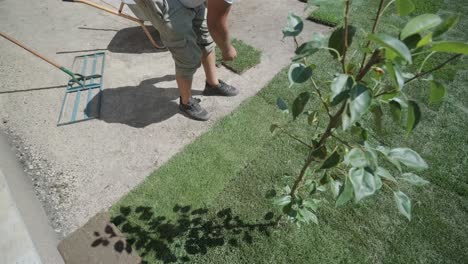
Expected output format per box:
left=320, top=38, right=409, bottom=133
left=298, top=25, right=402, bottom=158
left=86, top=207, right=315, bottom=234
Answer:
left=331, top=74, right=351, bottom=100
left=282, top=203, right=297, bottom=218
left=342, top=110, right=352, bottom=131
left=331, top=90, right=350, bottom=106
left=368, top=33, right=412, bottom=63
left=406, top=100, right=421, bottom=135
left=288, top=63, right=313, bottom=86
left=349, top=84, right=371, bottom=123
left=431, top=41, right=468, bottom=55
left=433, top=14, right=460, bottom=38
left=429, top=81, right=446, bottom=103
left=303, top=199, right=319, bottom=211
left=388, top=148, right=428, bottom=170
left=336, top=176, right=354, bottom=207
left=376, top=167, right=397, bottom=182
left=328, top=26, right=357, bottom=59
left=349, top=168, right=379, bottom=202
left=330, top=178, right=343, bottom=199
left=273, top=195, right=292, bottom=206
left=344, top=148, right=368, bottom=168
left=389, top=100, right=402, bottom=123
left=295, top=43, right=319, bottom=61
left=377, top=146, right=402, bottom=172
left=298, top=208, right=318, bottom=224
left=396, top=0, right=415, bottom=16
left=401, top=173, right=430, bottom=186
left=320, top=151, right=341, bottom=169
left=311, top=145, right=327, bottom=160
left=401, top=14, right=442, bottom=40
left=295, top=33, right=326, bottom=58
left=276, top=98, right=289, bottom=113
left=386, top=63, right=405, bottom=91
left=292, top=92, right=310, bottom=120
left=394, top=191, right=411, bottom=220
left=417, top=33, right=432, bottom=48
left=402, top=34, right=421, bottom=50
left=283, top=13, right=303, bottom=38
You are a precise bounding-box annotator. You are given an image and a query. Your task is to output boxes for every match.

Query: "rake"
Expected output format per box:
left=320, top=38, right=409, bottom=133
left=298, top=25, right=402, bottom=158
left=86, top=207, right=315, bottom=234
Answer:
left=0, top=32, right=105, bottom=126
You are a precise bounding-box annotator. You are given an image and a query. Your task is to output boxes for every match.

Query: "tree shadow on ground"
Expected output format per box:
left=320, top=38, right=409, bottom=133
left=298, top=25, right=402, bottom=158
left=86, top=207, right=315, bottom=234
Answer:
left=107, top=26, right=166, bottom=54
left=87, top=75, right=202, bottom=127
left=106, top=205, right=276, bottom=263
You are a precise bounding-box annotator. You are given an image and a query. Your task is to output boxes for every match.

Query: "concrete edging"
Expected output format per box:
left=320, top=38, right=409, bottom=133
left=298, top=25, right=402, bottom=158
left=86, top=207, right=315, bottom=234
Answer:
left=0, top=131, right=64, bottom=264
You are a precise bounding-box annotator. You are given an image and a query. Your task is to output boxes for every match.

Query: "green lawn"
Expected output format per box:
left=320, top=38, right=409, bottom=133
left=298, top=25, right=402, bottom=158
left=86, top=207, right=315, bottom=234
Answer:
left=308, top=0, right=444, bottom=26
left=216, top=38, right=262, bottom=74
left=111, top=0, right=468, bottom=263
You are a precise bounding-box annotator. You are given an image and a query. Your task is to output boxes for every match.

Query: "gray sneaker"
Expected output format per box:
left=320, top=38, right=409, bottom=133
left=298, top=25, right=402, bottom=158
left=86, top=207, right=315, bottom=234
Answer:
left=203, top=79, right=239, bottom=96
left=179, top=97, right=210, bottom=121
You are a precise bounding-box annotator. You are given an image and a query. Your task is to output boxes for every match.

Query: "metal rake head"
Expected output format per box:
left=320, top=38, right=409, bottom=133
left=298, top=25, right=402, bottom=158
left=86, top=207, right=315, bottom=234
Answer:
left=57, top=52, right=105, bottom=126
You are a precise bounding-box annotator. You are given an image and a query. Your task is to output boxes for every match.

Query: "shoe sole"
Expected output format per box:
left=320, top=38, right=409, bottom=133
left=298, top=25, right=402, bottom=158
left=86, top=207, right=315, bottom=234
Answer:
left=202, top=89, right=239, bottom=97
left=179, top=108, right=210, bottom=121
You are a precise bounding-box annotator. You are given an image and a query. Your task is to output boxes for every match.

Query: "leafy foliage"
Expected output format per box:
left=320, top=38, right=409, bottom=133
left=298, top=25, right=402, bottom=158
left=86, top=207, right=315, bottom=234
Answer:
left=273, top=0, right=465, bottom=225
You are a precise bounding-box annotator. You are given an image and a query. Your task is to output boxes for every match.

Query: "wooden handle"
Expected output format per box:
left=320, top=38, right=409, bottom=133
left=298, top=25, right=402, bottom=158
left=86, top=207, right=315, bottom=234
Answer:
left=75, top=0, right=142, bottom=23
left=0, top=32, right=62, bottom=69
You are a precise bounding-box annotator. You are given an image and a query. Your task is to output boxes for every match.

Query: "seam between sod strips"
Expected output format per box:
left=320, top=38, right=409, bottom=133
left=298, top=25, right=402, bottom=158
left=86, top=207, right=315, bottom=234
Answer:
left=110, top=95, right=283, bottom=217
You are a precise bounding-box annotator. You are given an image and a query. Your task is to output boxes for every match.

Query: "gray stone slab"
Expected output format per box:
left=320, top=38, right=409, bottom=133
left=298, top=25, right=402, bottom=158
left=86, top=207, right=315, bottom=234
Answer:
left=58, top=212, right=141, bottom=264
left=0, top=131, right=64, bottom=264
left=0, top=170, right=42, bottom=264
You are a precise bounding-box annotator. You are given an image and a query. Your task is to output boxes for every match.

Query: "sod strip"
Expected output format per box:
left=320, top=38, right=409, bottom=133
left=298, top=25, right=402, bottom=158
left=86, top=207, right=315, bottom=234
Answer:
left=111, top=95, right=287, bottom=219
left=308, top=0, right=443, bottom=27
left=216, top=38, right=262, bottom=74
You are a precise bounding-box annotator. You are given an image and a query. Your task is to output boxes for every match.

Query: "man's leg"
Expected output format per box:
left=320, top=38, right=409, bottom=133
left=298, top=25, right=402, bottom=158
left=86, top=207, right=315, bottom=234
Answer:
left=201, top=49, right=219, bottom=87
left=136, top=0, right=209, bottom=120
left=176, top=75, right=193, bottom=105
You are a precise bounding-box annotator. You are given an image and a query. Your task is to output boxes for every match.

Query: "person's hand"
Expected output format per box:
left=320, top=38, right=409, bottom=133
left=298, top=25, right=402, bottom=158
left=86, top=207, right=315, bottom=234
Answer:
left=222, top=44, right=237, bottom=61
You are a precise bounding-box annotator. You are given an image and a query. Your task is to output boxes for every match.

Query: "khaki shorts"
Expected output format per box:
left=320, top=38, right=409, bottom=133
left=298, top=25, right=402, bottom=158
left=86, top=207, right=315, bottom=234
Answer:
left=135, top=0, right=215, bottom=78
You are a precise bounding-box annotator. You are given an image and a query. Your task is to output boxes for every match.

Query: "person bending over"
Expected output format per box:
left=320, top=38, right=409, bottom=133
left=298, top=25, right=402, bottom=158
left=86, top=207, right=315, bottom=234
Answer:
left=136, top=0, right=238, bottom=121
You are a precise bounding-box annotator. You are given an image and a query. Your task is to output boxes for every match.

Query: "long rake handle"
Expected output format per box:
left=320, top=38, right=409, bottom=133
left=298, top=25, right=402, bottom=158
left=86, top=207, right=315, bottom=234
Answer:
left=66, top=0, right=141, bottom=23
left=0, top=32, right=63, bottom=70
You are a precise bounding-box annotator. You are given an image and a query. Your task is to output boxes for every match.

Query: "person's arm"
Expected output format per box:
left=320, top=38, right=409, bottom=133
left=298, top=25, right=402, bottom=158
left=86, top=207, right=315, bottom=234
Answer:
left=207, top=0, right=237, bottom=60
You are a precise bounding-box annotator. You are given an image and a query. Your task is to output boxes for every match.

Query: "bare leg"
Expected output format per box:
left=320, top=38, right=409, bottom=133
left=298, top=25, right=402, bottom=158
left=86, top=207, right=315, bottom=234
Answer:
left=176, top=74, right=193, bottom=104
left=202, top=49, right=219, bottom=87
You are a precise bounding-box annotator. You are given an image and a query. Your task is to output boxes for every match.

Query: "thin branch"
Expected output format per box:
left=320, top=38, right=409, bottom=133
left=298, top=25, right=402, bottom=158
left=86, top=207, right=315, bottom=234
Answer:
left=293, top=37, right=299, bottom=49
left=278, top=127, right=314, bottom=149
left=405, top=54, right=462, bottom=84
left=374, top=89, right=396, bottom=98
left=289, top=101, right=347, bottom=197
left=311, top=78, right=332, bottom=117
left=341, top=0, right=351, bottom=73
left=358, top=0, right=386, bottom=73
left=356, top=49, right=384, bottom=81
left=331, top=133, right=352, bottom=148
left=380, top=0, right=396, bottom=18
left=418, top=51, right=436, bottom=73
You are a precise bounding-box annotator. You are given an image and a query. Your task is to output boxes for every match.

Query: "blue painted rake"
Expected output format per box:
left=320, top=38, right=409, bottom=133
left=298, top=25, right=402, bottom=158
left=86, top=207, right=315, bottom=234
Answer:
left=0, top=32, right=105, bottom=126
left=57, top=53, right=105, bottom=126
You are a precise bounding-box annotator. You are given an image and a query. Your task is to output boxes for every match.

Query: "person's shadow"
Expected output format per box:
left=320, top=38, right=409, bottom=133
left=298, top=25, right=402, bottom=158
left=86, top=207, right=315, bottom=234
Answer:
left=87, top=75, right=201, bottom=128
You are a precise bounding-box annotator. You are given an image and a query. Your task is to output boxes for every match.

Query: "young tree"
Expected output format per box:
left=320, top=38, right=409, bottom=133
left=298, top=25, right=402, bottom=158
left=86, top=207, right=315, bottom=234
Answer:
left=272, top=0, right=467, bottom=225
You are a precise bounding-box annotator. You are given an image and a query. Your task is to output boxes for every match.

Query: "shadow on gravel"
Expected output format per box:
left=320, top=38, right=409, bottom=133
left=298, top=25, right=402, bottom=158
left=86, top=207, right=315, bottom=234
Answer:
left=103, top=205, right=276, bottom=263
left=56, top=26, right=166, bottom=54
left=107, top=26, right=166, bottom=54
left=87, top=75, right=202, bottom=127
